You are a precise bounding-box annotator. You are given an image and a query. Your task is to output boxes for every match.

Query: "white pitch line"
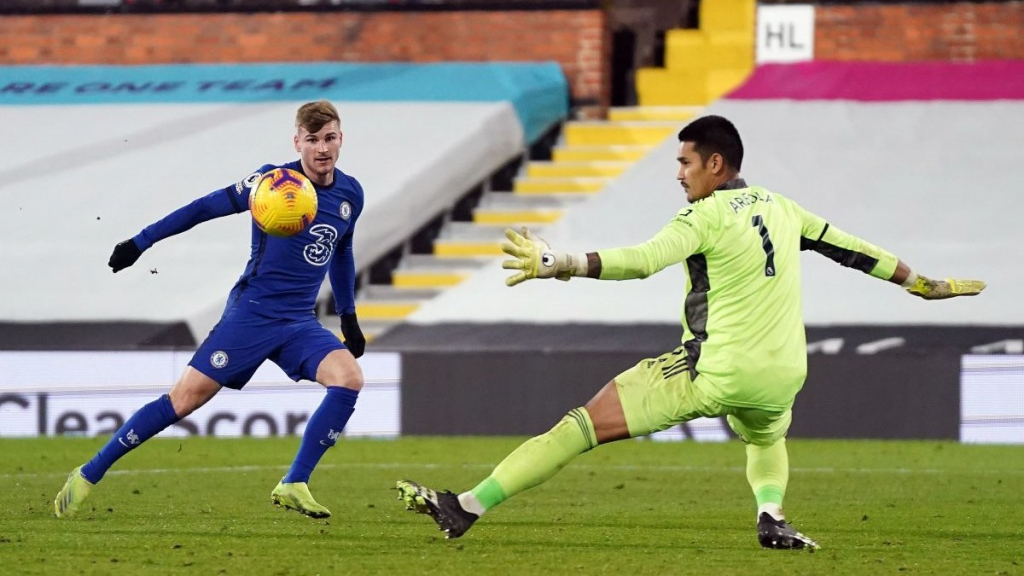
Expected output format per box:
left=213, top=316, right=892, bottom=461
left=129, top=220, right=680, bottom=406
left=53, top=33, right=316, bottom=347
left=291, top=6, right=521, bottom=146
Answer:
left=4, top=462, right=1023, bottom=481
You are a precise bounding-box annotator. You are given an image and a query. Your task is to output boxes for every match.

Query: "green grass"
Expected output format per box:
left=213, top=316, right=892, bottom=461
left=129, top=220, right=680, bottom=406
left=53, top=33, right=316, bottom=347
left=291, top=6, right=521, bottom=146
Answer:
left=2, top=437, right=1023, bottom=575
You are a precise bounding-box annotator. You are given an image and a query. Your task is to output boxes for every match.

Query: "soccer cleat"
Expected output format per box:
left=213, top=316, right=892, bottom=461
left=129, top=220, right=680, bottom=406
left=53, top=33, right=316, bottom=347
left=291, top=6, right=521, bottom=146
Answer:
left=270, top=480, right=331, bottom=519
left=54, top=466, right=94, bottom=519
left=757, top=512, right=820, bottom=550
left=396, top=480, right=478, bottom=539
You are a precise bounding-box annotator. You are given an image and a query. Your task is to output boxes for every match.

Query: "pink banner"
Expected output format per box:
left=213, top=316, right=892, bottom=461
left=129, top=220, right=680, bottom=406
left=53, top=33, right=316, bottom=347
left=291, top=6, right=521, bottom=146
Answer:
left=727, top=61, right=1024, bottom=101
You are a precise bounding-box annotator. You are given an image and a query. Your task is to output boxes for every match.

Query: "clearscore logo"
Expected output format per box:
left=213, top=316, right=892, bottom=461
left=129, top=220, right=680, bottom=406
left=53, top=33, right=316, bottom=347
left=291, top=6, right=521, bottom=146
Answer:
left=0, top=351, right=401, bottom=439
left=0, top=392, right=313, bottom=437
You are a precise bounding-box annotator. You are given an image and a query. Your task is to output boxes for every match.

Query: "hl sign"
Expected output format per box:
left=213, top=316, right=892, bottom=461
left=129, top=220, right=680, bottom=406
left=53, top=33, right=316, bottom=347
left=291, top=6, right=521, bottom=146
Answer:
left=756, top=5, right=815, bottom=63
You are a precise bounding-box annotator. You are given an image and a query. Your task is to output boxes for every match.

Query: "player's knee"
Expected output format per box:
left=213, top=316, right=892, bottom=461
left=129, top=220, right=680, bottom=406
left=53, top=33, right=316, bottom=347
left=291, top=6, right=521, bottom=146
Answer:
left=317, top=352, right=364, bottom=390
left=167, top=387, right=207, bottom=418
left=324, top=370, right=363, bottom=391
left=342, top=362, right=364, bottom=390
left=168, top=372, right=220, bottom=417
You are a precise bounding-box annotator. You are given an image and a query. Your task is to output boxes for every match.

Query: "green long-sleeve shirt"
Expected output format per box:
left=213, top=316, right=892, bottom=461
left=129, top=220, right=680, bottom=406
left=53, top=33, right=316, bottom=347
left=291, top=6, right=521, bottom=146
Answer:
left=598, top=183, right=897, bottom=410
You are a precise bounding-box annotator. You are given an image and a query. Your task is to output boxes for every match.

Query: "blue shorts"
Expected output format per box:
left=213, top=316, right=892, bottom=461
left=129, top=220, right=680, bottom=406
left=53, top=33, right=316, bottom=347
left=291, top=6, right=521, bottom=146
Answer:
left=190, top=307, right=345, bottom=390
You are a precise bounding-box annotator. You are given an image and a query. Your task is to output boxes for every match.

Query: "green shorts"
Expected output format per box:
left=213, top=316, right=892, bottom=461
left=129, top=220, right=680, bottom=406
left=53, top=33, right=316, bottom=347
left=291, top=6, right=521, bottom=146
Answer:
left=614, top=347, right=791, bottom=446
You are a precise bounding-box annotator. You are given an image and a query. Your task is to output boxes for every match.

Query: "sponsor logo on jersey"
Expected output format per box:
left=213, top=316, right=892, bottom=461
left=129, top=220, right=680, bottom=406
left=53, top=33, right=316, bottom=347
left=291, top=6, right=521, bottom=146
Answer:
left=210, top=351, right=229, bottom=369
left=339, top=201, right=352, bottom=220
left=235, top=171, right=263, bottom=195
left=303, top=224, right=338, bottom=266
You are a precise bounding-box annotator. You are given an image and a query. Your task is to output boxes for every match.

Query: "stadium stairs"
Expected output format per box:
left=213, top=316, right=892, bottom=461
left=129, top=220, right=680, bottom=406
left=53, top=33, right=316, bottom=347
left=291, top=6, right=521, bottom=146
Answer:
left=345, top=107, right=697, bottom=344
left=332, top=0, right=758, bottom=345
left=636, top=0, right=755, bottom=106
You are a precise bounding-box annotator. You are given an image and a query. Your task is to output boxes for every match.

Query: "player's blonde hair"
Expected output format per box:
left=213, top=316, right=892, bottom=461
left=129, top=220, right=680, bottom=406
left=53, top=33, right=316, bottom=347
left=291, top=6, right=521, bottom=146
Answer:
left=295, top=100, right=340, bottom=134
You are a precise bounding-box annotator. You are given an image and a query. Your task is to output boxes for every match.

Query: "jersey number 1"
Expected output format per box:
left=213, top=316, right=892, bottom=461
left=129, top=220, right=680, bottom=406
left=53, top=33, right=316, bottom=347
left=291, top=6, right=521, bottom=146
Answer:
left=751, top=215, right=776, bottom=277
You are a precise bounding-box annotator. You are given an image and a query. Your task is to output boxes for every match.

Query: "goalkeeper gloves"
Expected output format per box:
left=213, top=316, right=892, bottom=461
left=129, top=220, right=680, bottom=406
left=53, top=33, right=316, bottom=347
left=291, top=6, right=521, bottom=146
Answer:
left=902, top=273, right=986, bottom=300
left=340, top=313, right=365, bottom=358
left=108, top=239, right=143, bottom=273
left=500, top=227, right=588, bottom=287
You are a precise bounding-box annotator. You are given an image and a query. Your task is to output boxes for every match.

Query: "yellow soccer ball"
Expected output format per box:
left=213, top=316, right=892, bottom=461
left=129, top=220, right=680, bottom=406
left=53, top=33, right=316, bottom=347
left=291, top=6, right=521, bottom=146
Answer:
left=249, top=168, right=318, bottom=237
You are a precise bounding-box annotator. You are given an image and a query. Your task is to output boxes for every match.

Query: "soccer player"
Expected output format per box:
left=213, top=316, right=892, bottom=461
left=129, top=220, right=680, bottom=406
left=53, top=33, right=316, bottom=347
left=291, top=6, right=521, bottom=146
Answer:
left=54, top=100, right=366, bottom=520
left=396, top=115, right=986, bottom=549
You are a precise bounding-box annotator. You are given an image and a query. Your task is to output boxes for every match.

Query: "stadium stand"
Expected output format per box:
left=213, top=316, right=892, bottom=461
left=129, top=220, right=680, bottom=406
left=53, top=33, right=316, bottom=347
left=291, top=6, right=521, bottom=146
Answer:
left=374, top=58, right=1024, bottom=440
left=382, top=61, right=1023, bottom=338
left=0, top=62, right=568, bottom=347
left=1, top=0, right=1021, bottom=443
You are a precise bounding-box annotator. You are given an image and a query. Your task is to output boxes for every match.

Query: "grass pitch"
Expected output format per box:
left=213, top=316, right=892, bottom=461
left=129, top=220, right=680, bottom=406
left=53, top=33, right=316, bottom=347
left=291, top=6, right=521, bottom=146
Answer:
left=2, top=437, right=1022, bottom=575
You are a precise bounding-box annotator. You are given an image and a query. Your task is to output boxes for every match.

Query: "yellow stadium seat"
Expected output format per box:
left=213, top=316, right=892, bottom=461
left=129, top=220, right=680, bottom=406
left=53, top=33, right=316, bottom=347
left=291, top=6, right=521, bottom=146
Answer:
left=665, top=30, right=709, bottom=70
left=666, top=31, right=752, bottom=72
left=707, top=67, right=753, bottom=100
left=706, top=32, right=755, bottom=70
left=636, top=68, right=713, bottom=106
left=700, top=0, right=756, bottom=34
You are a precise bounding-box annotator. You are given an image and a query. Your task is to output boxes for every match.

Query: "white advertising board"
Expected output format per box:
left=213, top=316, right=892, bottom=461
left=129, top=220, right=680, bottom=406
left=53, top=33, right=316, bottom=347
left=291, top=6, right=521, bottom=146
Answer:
left=960, top=355, right=1024, bottom=444
left=0, top=351, right=400, bottom=438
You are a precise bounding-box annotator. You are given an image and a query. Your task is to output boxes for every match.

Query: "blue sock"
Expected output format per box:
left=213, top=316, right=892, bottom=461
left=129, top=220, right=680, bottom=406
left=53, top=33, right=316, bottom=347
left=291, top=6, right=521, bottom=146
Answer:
left=282, top=386, right=359, bottom=484
left=80, top=394, right=180, bottom=484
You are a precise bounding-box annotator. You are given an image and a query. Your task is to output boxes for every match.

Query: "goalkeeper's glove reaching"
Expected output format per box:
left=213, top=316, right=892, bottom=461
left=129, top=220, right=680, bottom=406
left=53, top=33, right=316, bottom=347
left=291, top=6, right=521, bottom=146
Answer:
left=108, top=239, right=143, bottom=273
left=902, top=273, right=986, bottom=300
left=500, top=227, right=587, bottom=287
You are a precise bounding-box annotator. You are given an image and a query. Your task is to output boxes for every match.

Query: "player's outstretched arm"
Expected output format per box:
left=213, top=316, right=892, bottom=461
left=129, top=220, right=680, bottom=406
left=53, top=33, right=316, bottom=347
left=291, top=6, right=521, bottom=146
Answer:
left=500, top=227, right=593, bottom=287
left=115, top=185, right=252, bottom=274
left=108, top=239, right=143, bottom=273
left=889, top=260, right=986, bottom=300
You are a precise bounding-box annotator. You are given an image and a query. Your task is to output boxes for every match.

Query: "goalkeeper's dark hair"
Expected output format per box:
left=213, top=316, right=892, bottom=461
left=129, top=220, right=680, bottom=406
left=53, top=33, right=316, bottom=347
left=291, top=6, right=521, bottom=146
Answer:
left=678, top=115, right=744, bottom=171
left=296, top=100, right=340, bottom=134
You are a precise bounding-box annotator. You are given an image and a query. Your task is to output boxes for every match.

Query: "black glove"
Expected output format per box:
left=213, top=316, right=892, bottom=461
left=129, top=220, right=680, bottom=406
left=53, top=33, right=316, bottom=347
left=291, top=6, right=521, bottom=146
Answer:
left=109, top=239, right=143, bottom=273
left=340, top=313, right=365, bottom=358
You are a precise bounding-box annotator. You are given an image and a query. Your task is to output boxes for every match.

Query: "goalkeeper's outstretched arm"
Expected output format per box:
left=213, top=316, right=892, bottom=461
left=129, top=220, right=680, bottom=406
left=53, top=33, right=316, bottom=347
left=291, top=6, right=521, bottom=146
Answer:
left=794, top=201, right=985, bottom=300
left=501, top=219, right=700, bottom=287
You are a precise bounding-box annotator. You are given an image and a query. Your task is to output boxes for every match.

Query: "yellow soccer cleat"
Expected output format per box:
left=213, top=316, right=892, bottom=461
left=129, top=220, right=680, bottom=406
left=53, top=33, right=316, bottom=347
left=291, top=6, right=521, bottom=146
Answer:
left=396, top=479, right=478, bottom=539
left=54, top=466, right=94, bottom=519
left=270, top=480, right=331, bottom=519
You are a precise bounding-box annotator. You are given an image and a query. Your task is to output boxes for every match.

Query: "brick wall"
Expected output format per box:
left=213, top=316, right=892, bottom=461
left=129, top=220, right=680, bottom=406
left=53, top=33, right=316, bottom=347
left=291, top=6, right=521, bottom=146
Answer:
left=0, top=10, right=608, bottom=115
left=4, top=3, right=1016, bottom=116
left=816, top=2, right=1024, bottom=61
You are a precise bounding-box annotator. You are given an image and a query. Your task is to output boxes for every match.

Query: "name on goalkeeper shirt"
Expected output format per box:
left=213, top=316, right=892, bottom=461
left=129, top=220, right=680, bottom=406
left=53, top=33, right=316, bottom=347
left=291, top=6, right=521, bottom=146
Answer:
left=728, top=190, right=774, bottom=214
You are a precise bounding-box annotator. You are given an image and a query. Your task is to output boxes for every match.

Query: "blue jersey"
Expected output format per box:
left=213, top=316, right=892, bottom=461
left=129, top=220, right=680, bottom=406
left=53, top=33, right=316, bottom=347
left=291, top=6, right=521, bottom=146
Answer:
left=132, top=160, right=364, bottom=319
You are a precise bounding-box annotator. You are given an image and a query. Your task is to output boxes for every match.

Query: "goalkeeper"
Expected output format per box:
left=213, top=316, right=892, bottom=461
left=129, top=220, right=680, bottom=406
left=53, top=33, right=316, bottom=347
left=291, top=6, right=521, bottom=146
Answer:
left=397, top=115, right=985, bottom=549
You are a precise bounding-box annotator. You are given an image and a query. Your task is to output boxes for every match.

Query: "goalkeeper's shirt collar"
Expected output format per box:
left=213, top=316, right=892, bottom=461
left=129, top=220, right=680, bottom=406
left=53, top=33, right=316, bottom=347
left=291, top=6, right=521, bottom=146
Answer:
left=694, top=178, right=748, bottom=204
left=716, top=178, right=748, bottom=191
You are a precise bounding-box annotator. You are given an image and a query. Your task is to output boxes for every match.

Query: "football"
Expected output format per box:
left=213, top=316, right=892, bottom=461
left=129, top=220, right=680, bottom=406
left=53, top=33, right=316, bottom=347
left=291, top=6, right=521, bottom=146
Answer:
left=249, top=168, right=318, bottom=237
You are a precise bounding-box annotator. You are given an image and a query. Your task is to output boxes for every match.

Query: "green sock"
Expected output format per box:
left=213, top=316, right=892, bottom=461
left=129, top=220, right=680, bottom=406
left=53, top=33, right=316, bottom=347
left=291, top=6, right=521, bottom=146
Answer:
left=470, top=407, right=597, bottom=512
left=745, top=438, right=789, bottom=510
